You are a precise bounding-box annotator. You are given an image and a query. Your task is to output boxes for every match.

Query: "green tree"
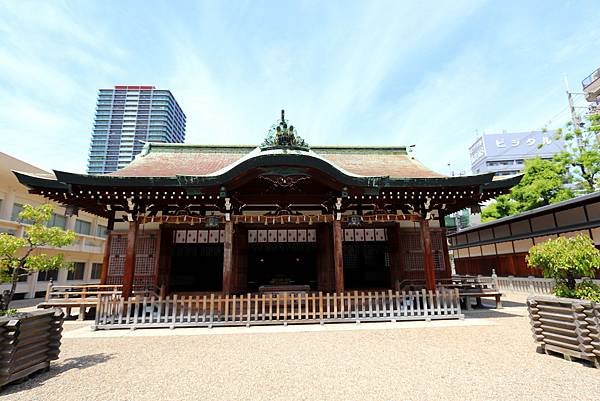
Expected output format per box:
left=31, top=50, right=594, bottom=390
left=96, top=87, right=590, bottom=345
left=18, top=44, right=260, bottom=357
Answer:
left=480, top=157, right=574, bottom=221
left=0, top=204, right=75, bottom=311
left=552, top=113, right=600, bottom=193
left=526, top=235, right=600, bottom=292
left=481, top=195, right=517, bottom=222
left=510, top=157, right=574, bottom=211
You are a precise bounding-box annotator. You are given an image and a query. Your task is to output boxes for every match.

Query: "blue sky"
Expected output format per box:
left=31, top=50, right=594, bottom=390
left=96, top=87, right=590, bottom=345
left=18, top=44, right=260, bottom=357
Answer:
left=1, top=1, right=599, bottom=175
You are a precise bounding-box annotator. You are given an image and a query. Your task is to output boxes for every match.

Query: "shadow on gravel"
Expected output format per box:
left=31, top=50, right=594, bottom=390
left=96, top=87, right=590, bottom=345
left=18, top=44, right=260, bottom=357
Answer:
left=1, top=353, right=114, bottom=395
left=464, top=309, right=525, bottom=319
left=496, top=299, right=527, bottom=308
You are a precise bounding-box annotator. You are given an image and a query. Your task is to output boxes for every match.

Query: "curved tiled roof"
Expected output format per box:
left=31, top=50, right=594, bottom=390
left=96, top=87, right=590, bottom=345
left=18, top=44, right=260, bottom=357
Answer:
left=109, top=143, right=445, bottom=179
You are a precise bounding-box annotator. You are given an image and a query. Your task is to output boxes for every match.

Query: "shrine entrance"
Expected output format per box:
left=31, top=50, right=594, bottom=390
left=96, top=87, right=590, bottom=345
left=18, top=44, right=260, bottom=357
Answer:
left=246, top=228, right=318, bottom=292
left=342, top=242, right=390, bottom=289
left=169, top=229, right=224, bottom=292
left=342, top=227, right=391, bottom=290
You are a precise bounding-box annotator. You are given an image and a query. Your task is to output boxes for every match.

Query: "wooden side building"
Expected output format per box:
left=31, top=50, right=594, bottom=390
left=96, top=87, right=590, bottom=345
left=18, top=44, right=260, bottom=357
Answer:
left=448, top=191, right=600, bottom=277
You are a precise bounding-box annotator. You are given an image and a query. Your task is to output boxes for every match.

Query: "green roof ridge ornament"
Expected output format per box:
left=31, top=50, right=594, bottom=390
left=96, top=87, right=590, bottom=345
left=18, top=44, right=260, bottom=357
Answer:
left=261, top=110, right=309, bottom=150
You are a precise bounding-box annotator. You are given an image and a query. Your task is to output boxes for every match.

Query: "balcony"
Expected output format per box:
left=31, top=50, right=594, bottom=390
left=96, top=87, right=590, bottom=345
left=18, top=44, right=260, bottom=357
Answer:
left=582, top=67, right=600, bottom=101
left=0, top=218, right=106, bottom=255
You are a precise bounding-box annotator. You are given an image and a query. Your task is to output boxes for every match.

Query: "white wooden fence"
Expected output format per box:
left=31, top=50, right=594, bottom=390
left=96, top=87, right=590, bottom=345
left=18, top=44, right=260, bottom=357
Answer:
left=93, top=289, right=463, bottom=330
left=478, top=275, right=600, bottom=295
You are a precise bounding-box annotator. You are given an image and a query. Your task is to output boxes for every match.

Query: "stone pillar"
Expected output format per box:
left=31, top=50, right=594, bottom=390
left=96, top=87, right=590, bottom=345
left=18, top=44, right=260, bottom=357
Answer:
left=121, top=220, right=139, bottom=299
left=222, top=221, right=234, bottom=294
left=0, top=189, right=15, bottom=220
left=333, top=220, right=344, bottom=293
left=26, top=272, right=38, bottom=299
left=420, top=219, right=436, bottom=291
left=57, top=268, right=68, bottom=285
left=66, top=215, right=77, bottom=231
left=83, top=261, right=93, bottom=282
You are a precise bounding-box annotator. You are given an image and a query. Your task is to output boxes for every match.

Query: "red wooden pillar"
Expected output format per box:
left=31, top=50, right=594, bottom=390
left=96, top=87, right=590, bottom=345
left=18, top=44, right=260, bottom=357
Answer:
left=99, top=232, right=112, bottom=285
left=122, top=220, right=139, bottom=300
left=333, top=220, right=344, bottom=293
left=222, top=221, right=234, bottom=294
left=419, top=219, right=436, bottom=291
left=100, top=212, right=115, bottom=285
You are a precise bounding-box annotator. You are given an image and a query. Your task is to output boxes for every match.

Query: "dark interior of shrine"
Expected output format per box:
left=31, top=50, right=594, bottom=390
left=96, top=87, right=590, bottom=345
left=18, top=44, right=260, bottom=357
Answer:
left=246, top=242, right=318, bottom=291
left=169, top=243, right=224, bottom=292
left=343, top=242, right=391, bottom=289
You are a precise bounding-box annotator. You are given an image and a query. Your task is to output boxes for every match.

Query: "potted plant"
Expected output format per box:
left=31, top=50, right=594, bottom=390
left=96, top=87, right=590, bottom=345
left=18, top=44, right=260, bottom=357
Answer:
left=0, top=204, right=73, bottom=386
left=526, top=234, right=600, bottom=367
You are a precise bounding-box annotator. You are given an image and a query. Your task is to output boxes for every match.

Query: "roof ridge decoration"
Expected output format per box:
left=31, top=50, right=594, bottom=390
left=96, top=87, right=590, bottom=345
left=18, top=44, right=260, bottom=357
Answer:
left=261, top=110, right=309, bottom=151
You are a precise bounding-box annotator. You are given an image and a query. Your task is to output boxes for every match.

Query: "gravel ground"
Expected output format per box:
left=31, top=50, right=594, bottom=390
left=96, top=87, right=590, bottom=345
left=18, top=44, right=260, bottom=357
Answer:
left=3, top=293, right=600, bottom=401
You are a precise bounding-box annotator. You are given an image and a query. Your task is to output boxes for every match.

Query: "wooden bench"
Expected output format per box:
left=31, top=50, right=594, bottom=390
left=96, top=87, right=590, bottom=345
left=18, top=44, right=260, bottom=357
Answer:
left=461, top=290, right=503, bottom=310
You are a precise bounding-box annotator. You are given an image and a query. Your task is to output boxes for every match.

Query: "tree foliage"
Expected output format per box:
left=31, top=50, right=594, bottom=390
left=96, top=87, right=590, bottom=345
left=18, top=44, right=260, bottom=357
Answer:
left=481, top=113, right=600, bottom=221
left=0, top=204, right=75, bottom=311
left=553, top=113, right=600, bottom=193
left=480, top=157, right=574, bottom=221
left=510, top=157, right=574, bottom=210
left=526, top=235, right=600, bottom=293
left=480, top=195, right=517, bottom=222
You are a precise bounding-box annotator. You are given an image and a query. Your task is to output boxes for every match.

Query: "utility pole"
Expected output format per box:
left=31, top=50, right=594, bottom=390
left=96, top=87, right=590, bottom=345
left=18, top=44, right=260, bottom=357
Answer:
left=564, top=76, right=583, bottom=128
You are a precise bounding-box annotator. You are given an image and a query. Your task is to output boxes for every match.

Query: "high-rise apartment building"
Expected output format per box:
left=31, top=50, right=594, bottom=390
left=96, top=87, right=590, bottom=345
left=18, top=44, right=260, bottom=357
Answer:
left=87, top=85, right=186, bottom=174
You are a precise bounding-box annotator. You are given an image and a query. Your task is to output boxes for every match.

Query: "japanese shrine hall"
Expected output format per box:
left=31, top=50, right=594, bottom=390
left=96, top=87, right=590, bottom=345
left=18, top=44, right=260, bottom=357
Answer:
left=14, top=113, right=520, bottom=326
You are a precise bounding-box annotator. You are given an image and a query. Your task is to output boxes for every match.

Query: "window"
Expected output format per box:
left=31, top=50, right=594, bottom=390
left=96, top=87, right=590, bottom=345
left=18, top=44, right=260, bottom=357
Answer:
left=11, top=203, right=23, bottom=221
left=74, top=219, right=91, bottom=235
left=37, top=270, right=59, bottom=282
left=96, top=224, right=108, bottom=238
left=47, top=213, right=66, bottom=229
left=12, top=267, right=28, bottom=282
left=91, top=263, right=102, bottom=279
left=67, top=262, right=85, bottom=280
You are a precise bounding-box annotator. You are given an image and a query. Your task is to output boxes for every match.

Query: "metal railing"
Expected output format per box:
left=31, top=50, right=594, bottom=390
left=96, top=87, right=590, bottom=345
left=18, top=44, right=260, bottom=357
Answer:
left=582, top=67, right=600, bottom=90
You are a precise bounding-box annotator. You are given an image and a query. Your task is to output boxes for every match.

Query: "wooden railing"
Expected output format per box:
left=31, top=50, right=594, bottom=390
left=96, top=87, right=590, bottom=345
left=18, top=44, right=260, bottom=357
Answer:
left=93, top=289, right=463, bottom=330
left=41, top=283, right=164, bottom=320
left=43, top=283, right=163, bottom=303
left=44, top=284, right=122, bottom=304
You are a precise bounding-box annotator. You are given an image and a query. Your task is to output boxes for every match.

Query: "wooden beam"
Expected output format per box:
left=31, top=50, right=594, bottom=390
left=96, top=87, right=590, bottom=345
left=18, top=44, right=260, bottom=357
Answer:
left=332, top=220, right=344, bottom=293
left=99, top=232, right=112, bottom=285
left=420, top=219, right=436, bottom=291
left=222, top=221, right=234, bottom=294
left=121, top=220, right=139, bottom=300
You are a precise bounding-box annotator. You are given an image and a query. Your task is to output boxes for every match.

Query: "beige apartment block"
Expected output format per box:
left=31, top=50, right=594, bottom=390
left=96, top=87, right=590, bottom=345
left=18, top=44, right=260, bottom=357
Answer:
left=0, top=152, right=106, bottom=299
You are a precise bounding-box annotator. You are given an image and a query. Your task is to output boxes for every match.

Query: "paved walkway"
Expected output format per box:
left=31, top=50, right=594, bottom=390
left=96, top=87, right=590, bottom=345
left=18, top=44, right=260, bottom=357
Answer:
left=3, top=293, right=600, bottom=401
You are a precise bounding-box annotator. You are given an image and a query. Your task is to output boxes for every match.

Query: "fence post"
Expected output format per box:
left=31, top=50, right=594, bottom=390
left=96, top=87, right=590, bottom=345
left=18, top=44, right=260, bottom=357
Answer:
left=45, top=279, right=53, bottom=302
left=491, top=269, right=498, bottom=290
left=508, top=275, right=515, bottom=291
left=528, top=276, right=536, bottom=294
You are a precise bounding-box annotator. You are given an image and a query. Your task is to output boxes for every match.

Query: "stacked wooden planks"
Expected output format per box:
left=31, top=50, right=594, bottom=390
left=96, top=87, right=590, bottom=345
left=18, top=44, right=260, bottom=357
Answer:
left=0, top=309, right=63, bottom=387
left=528, top=296, right=600, bottom=368
left=93, top=288, right=463, bottom=330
